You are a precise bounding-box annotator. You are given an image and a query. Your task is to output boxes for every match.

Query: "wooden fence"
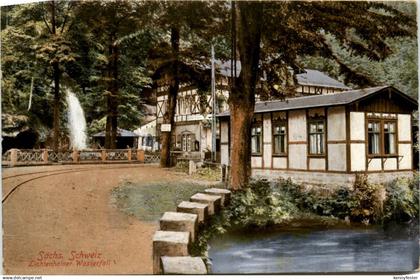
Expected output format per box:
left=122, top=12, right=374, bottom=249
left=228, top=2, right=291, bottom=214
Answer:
left=2, top=149, right=160, bottom=167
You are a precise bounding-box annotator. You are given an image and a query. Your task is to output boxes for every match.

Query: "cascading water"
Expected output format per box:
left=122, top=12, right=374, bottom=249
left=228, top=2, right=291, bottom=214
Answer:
left=66, top=89, right=87, bottom=150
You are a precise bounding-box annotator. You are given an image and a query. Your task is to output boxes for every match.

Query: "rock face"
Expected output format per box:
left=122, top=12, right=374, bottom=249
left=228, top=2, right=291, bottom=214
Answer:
left=190, top=193, right=222, bottom=215
left=160, top=256, right=207, bottom=275
left=177, top=201, right=209, bottom=223
left=152, top=231, right=190, bottom=274
left=204, top=188, right=231, bottom=206
left=159, top=212, right=198, bottom=242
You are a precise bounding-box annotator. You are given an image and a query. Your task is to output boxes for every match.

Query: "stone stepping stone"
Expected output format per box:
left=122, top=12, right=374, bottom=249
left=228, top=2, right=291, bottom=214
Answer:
left=160, top=256, right=207, bottom=275
left=190, top=193, right=221, bottom=215
left=152, top=230, right=190, bottom=274
left=204, top=188, right=231, bottom=206
left=177, top=201, right=208, bottom=223
left=160, top=212, right=198, bottom=242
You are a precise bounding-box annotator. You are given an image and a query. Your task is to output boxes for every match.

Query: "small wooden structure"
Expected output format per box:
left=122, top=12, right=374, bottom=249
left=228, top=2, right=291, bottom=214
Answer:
left=92, top=128, right=139, bottom=149
left=218, top=86, right=418, bottom=185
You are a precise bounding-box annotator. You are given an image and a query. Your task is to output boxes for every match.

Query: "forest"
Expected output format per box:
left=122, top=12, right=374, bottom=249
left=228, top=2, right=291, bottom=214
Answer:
left=1, top=1, right=418, bottom=188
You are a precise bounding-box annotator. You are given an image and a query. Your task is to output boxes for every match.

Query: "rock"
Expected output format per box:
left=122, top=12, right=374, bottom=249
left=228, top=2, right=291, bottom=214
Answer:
left=177, top=201, right=208, bottom=223
left=160, top=212, right=198, bottom=242
left=160, top=256, right=207, bottom=275
left=190, top=193, right=221, bottom=215
left=204, top=188, right=231, bottom=206
left=152, top=231, right=190, bottom=274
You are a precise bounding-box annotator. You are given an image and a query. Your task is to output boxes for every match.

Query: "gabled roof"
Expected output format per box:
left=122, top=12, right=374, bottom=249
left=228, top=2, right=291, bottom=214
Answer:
left=218, top=86, right=417, bottom=117
left=93, top=128, right=138, bottom=138
left=296, top=69, right=350, bottom=89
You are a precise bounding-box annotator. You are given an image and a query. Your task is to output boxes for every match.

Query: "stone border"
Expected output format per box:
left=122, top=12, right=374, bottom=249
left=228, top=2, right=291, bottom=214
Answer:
left=152, top=187, right=231, bottom=274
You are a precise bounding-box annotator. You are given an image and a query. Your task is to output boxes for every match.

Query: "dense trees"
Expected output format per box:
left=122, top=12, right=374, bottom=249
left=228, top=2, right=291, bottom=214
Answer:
left=1, top=1, right=417, bottom=188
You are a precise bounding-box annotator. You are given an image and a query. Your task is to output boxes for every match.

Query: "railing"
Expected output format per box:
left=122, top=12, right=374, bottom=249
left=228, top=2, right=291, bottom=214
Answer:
left=2, top=149, right=160, bottom=167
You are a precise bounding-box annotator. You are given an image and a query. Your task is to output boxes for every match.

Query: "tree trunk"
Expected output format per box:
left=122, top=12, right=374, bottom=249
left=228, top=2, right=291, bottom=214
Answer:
left=160, top=26, right=180, bottom=167
left=105, top=40, right=119, bottom=149
left=228, top=2, right=263, bottom=190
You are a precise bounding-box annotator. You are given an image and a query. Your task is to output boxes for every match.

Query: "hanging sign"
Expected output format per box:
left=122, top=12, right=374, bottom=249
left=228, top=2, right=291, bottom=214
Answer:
left=161, top=124, right=171, bottom=132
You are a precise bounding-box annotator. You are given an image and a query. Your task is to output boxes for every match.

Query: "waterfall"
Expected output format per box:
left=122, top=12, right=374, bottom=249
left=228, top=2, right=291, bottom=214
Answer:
left=66, top=89, right=87, bottom=150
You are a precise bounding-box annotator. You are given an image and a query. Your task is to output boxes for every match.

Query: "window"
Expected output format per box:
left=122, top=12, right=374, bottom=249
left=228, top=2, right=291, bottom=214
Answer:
left=180, top=132, right=195, bottom=152
left=368, top=121, right=381, bottom=155
left=308, top=120, right=325, bottom=155
left=384, top=122, right=396, bottom=155
left=273, top=122, right=287, bottom=155
left=367, top=120, right=397, bottom=156
left=251, top=125, right=262, bottom=154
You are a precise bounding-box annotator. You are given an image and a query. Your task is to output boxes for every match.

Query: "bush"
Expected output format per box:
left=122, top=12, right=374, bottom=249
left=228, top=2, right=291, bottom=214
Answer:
left=383, top=174, right=419, bottom=223
left=227, top=179, right=299, bottom=227
left=348, top=174, right=384, bottom=224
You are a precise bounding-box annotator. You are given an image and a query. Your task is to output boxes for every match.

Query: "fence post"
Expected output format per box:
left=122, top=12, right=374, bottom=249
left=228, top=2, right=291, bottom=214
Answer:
left=101, top=150, right=106, bottom=162
left=10, top=149, right=18, bottom=167
left=137, top=149, right=145, bottom=163
left=42, top=149, right=49, bottom=164
left=72, top=150, right=79, bottom=163
left=127, top=149, right=132, bottom=161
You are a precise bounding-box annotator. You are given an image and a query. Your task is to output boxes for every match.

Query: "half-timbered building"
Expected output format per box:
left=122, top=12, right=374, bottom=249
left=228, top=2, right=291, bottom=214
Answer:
left=155, top=63, right=350, bottom=160
left=218, top=86, right=418, bottom=185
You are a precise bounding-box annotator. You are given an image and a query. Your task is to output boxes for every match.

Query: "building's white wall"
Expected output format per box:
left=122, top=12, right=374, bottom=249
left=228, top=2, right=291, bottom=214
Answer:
left=384, top=158, right=398, bottom=170
left=263, top=113, right=271, bottom=142
left=309, top=158, right=325, bottom=170
left=328, top=144, right=347, bottom=171
left=220, top=121, right=229, bottom=143
left=350, top=112, right=365, bottom=141
left=368, top=158, right=382, bottom=171
left=328, top=106, right=346, bottom=141
left=251, top=156, right=263, bottom=168
left=398, top=114, right=411, bottom=142
left=263, top=145, right=271, bottom=168
left=220, top=144, right=229, bottom=165
left=399, top=143, right=412, bottom=169
left=289, top=110, right=307, bottom=142
left=273, top=157, right=287, bottom=169
left=350, top=143, right=366, bottom=171
left=289, top=144, right=307, bottom=169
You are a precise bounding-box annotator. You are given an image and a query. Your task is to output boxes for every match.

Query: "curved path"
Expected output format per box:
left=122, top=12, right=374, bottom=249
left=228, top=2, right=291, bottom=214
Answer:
left=2, top=164, right=184, bottom=274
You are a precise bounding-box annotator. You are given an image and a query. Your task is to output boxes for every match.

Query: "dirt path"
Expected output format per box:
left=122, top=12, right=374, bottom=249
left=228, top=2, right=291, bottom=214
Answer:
left=2, top=164, right=185, bottom=274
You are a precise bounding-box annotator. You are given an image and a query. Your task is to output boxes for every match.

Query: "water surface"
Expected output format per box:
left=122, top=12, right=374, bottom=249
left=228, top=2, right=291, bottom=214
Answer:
left=208, top=223, right=418, bottom=273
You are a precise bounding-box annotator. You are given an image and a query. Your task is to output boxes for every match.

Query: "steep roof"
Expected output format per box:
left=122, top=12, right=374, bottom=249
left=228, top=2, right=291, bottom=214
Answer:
left=218, top=86, right=417, bottom=117
left=296, top=69, right=350, bottom=89
left=93, top=128, right=138, bottom=138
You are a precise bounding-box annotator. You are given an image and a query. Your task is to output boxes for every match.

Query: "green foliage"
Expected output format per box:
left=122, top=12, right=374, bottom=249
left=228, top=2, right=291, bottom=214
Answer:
left=227, top=179, right=299, bottom=227
left=383, top=174, right=419, bottom=223
left=348, top=174, right=383, bottom=224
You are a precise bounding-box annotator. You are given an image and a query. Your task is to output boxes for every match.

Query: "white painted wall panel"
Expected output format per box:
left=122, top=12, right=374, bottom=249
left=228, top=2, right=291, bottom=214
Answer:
left=220, top=144, right=229, bottom=165
left=350, top=112, right=365, bottom=141
left=398, top=114, right=411, bottom=142
left=368, top=158, right=382, bottom=171
left=384, top=158, right=397, bottom=170
left=328, top=144, right=347, bottom=171
left=289, top=110, right=307, bottom=142
left=288, top=144, right=307, bottom=169
left=399, top=143, right=412, bottom=169
left=263, top=144, right=272, bottom=168
left=309, top=158, right=326, bottom=170
left=272, top=157, right=287, bottom=169
left=220, top=121, right=229, bottom=143
left=328, top=106, right=346, bottom=141
left=251, top=156, right=263, bottom=168
left=350, top=143, right=366, bottom=171
left=263, top=113, right=272, bottom=143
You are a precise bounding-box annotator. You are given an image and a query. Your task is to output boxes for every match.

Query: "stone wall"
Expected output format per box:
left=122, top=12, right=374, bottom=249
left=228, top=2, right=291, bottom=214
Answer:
left=152, top=187, right=231, bottom=274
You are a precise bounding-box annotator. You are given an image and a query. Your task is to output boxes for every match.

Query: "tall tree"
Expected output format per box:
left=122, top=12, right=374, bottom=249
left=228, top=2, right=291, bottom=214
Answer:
left=75, top=1, right=153, bottom=149
left=148, top=1, right=228, bottom=167
left=229, top=1, right=416, bottom=189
